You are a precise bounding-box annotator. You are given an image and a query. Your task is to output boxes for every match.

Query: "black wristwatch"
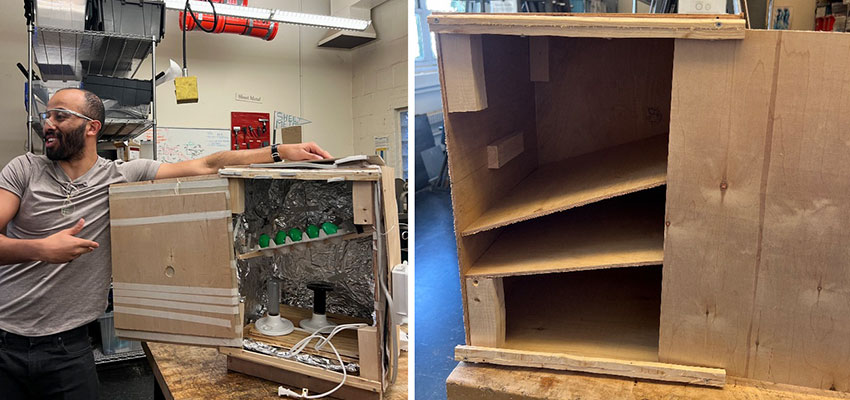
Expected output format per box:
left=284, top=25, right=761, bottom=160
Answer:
left=271, top=144, right=282, bottom=162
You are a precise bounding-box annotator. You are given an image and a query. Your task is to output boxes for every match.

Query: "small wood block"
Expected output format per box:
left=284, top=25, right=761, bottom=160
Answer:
left=352, top=181, right=375, bottom=225
left=465, top=277, right=505, bottom=347
left=487, top=132, right=524, bottom=169
left=358, top=326, right=381, bottom=381
left=529, top=37, right=549, bottom=82
left=281, top=126, right=302, bottom=144
left=228, top=178, right=245, bottom=214
left=454, top=345, right=727, bottom=388
left=439, top=33, right=488, bottom=113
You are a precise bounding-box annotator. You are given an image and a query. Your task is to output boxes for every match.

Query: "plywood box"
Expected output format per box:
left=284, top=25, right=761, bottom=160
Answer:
left=431, top=12, right=850, bottom=395
left=108, top=163, right=401, bottom=399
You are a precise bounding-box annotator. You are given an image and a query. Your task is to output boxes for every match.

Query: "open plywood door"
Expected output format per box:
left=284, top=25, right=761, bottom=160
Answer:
left=661, top=30, right=850, bottom=391
left=108, top=175, right=242, bottom=347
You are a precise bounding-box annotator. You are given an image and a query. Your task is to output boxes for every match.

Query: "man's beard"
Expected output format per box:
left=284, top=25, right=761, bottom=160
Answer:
left=45, top=123, right=87, bottom=161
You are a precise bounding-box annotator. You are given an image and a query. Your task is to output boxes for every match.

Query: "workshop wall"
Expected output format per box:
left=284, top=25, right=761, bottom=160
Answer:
left=351, top=0, right=408, bottom=177
left=0, top=11, right=29, bottom=166
left=0, top=0, right=356, bottom=166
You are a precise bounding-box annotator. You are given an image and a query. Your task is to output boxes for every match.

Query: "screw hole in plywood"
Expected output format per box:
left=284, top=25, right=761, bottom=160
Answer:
left=472, top=279, right=479, bottom=286
left=165, top=266, right=175, bottom=277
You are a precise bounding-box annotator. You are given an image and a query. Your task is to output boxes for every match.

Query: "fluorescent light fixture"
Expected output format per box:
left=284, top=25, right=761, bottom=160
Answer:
left=163, top=0, right=371, bottom=31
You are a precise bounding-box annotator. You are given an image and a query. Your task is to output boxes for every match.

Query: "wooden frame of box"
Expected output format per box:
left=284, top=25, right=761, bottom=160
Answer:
left=430, top=12, right=850, bottom=394
left=108, top=164, right=401, bottom=400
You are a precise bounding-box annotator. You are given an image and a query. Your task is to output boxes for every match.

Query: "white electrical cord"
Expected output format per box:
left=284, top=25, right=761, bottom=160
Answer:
left=277, top=323, right=368, bottom=399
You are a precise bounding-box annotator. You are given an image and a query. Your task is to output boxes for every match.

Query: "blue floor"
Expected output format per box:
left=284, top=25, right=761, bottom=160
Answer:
left=414, top=189, right=465, bottom=400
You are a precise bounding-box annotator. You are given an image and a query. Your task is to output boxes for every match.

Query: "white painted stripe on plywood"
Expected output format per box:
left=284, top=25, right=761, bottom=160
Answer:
left=112, top=282, right=238, bottom=297
left=114, top=305, right=232, bottom=328
left=114, top=296, right=240, bottom=315
left=109, top=179, right=229, bottom=194
left=111, top=210, right=231, bottom=227
left=113, top=289, right=239, bottom=305
left=116, top=329, right=242, bottom=347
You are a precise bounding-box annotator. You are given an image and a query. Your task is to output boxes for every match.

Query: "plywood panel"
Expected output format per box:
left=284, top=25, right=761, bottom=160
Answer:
left=746, top=31, right=850, bottom=391
left=455, top=346, right=726, bottom=388
left=428, top=13, right=746, bottom=39
left=660, top=29, right=778, bottom=378
left=109, top=177, right=240, bottom=342
left=440, top=34, right=488, bottom=113
left=468, top=188, right=665, bottom=278
left=535, top=37, right=674, bottom=165
left=465, top=277, right=505, bottom=347
left=437, top=33, right=539, bottom=343
left=463, top=134, right=668, bottom=236
left=439, top=34, right=539, bottom=231
left=447, top=362, right=850, bottom=400
left=662, top=30, right=850, bottom=391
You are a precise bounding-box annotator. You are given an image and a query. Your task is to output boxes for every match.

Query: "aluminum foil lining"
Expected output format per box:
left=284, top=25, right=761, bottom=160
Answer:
left=242, top=338, right=360, bottom=374
left=234, top=179, right=375, bottom=322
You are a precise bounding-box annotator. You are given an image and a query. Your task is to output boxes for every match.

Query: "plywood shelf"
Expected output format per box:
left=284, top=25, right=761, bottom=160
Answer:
left=461, top=134, right=668, bottom=237
left=465, top=188, right=665, bottom=278
left=245, top=305, right=370, bottom=365
left=502, top=266, right=662, bottom=362
left=427, top=13, right=746, bottom=40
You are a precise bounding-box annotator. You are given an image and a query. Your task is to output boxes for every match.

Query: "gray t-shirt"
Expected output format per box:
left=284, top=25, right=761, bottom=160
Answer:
left=0, top=153, right=161, bottom=336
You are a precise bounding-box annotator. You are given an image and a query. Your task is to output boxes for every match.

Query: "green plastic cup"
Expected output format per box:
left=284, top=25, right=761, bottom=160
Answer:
left=306, top=224, right=320, bottom=239
left=259, top=234, right=270, bottom=248
left=321, top=222, right=338, bottom=235
left=274, top=230, right=287, bottom=246
left=288, top=228, right=303, bottom=242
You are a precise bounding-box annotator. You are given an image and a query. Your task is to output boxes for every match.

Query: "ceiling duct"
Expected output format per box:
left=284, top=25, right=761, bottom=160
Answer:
left=317, top=0, right=383, bottom=49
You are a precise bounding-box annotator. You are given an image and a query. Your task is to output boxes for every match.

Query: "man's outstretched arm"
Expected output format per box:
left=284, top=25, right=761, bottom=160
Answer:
left=155, top=142, right=332, bottom=179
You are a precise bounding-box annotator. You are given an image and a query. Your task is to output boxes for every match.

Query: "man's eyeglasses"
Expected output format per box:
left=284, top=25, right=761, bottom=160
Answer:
left=39, top=108, right=94, bottom=127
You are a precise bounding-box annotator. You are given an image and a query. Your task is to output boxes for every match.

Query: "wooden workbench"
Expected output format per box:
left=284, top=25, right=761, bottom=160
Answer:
left=143, top=342, right=408, bottom=400
left=447, top=362, right=850, bottom=400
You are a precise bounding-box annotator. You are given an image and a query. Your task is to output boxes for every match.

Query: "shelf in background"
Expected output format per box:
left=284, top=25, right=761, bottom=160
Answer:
left=461, top=134, right=668, bottom=237
left=33, top=118, right=153, bottom=143
left=33, top=26, right=154, bottom=81
left=503, top=265, right=662, bottom=362
left=465, top=188, right=665, bottom=278
left=93, top=346, right=146, bottom=365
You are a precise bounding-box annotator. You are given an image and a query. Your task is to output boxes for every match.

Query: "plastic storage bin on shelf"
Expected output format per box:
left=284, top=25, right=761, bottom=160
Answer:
left=99, top=0, right=166, bottom=41
left=98, top=311, right=142, bottom=355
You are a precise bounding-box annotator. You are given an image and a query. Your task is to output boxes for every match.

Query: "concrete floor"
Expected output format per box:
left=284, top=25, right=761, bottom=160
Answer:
left=414, top=189, right=465, bottom=400
left=97, top=357, right=154, bottom=400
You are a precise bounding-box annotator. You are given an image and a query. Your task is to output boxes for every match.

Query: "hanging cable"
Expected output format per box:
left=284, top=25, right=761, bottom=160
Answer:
left=278, top=323, right=368, bottom=399
left=182, top=0, right=220, bottom=71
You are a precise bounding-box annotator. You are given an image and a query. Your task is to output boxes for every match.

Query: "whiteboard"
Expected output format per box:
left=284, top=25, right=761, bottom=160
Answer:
left=137, top=127, right=231, bottom=163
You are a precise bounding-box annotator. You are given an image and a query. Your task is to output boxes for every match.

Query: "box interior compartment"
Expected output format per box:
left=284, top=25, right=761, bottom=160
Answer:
left=444, top=34, right=676, bottom=360
left=503, top=265, right=663, bottom=362
left=449, top=35, right=675, bottom=280
left=231, top=178, right=382, bottom=376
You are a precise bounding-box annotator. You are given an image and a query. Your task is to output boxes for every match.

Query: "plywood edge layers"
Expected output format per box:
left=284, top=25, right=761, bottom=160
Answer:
left=455, top=345, right=726, bottom=387
left=428, top=13, right=746, bottom=40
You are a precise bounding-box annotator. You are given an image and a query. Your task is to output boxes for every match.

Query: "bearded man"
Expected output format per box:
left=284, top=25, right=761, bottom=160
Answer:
left=0, top=88, right=331, bottom=399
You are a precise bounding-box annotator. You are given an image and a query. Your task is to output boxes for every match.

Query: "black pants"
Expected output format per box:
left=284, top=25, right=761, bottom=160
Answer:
left=0, top=325, right=98, bottom=399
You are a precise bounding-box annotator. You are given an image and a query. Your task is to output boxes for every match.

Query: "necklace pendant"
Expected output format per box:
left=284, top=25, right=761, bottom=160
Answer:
left=60, top=199, right=74, bottom=216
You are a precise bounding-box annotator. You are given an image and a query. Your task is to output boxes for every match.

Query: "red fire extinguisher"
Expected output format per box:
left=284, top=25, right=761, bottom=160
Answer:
left=179, top=0, right=278, bottom=41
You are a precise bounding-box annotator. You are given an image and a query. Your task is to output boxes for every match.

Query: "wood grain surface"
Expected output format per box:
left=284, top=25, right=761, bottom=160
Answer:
left=145, top=342, right=408, bottom=400
left=662, top=30, right=850, bottom=391
left=447, top=362, right=850, bottom=400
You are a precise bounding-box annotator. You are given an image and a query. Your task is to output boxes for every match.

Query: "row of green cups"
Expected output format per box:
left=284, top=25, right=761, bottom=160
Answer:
left=258, top=222, right=339, bottom=248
